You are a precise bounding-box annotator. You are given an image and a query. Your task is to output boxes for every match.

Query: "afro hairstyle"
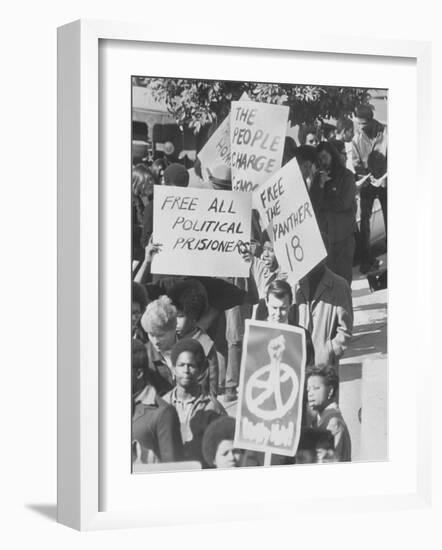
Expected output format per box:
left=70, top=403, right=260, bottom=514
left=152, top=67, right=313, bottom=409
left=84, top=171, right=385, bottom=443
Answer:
left=202, top=416, right=236, bottom=467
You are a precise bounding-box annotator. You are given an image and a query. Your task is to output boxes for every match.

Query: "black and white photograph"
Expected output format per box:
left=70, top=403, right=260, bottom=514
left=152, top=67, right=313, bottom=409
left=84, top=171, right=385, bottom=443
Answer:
left=130, top=76, right=388, bottom=472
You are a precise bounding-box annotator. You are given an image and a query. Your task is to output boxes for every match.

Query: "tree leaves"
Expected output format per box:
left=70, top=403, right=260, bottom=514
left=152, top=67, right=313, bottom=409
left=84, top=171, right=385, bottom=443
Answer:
left=141, top=77, right=368, bottom=133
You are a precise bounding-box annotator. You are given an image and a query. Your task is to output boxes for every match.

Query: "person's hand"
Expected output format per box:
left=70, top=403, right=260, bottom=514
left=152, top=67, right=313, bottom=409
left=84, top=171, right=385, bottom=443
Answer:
left=373, top=130, right=385, bottom=148
left=145, top=237, right=163, bottom=262
left=318, top=171, right=331, bottom=189
left=238, top=242, right=253, bottom=263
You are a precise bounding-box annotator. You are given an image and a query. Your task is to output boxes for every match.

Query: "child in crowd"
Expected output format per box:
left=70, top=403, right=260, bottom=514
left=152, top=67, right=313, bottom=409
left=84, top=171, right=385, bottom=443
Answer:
left=168, top=279, right=219, bottom=395
left=163, top=339, right=226, bottom=466
left=202, top=416, right=243, bottom=469
left=306, top=365, right=351, bottom=462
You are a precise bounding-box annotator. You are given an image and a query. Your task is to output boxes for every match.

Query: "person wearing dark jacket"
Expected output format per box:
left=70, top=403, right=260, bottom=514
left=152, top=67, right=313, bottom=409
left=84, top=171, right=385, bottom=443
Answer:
left=131, top=340, right=183, bottom=467
left=313, top=141, right=357, bottom=285
left=351, top=103, right=387, bottom=274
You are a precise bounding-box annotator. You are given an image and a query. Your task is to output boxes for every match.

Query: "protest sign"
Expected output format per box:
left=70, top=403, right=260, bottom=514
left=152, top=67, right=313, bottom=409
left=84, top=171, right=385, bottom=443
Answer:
left=197, top=114, right=231, bottom=179
left=197, top=92, right=250, bottom=180
left=253, top=158, right=327, bottom=282
left=234, top=320, right=306, bottom=457
left=230, top=100, right=289, bottom=192
left=151, top=185, right=252, bottom=277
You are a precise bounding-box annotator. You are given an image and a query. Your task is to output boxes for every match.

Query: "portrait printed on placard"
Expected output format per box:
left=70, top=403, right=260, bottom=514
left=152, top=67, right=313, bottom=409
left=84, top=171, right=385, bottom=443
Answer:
left=131, top=76, right=388, bottom=472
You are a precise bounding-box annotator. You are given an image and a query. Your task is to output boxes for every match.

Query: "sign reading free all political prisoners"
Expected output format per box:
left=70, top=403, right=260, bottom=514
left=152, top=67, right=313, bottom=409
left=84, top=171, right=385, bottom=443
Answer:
left=151, top=185, right=252, bottom=277
left=234, top=320, right=306, bottom=457
left=230, top=100, right=289, bottom=192
left=253, top=158, right=327, bottom=282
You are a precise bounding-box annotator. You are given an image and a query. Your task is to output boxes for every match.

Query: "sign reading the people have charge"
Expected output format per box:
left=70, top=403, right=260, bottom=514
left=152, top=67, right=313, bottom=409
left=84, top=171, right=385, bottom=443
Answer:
left=230, top=100, right=289, bottom=192
left=234, top=320, right=306, bottom=457
left=151, top=185, right=252, bottom=277
left=253, top=158, right=327, bottom=282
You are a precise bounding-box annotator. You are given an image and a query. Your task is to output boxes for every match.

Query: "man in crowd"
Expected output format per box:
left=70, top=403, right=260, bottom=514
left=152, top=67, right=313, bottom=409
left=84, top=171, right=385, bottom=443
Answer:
left=132, top=340, right=183, bottom=468
left=163, top=339, right=226, bottom=465
left=295, top=261, right=353, bottom=367
left=351, top=104, right=388, bottom=274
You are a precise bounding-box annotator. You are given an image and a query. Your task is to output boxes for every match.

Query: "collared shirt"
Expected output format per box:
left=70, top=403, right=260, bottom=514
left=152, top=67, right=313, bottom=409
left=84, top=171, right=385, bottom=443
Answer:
left=134, top=384, right=157, bottom=407
left=163, top=387, right=226, bottom=443
left=351, top=122, right=388, bottom=173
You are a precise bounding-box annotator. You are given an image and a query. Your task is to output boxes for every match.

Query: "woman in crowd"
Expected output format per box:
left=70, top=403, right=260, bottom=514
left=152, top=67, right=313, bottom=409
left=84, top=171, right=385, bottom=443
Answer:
left=313, top=141, right=357, bottom=285
left=132, top=163, right=154, bottom=261
left=202, top=416, right=243, bottom=469
left=306, top=365, right=351, bottom=462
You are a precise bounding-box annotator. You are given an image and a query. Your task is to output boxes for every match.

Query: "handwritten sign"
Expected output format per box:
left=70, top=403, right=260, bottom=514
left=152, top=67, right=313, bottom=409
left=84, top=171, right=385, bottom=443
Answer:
left=197, top=115, right=231, bottom=180
left=197, top=93, right=250, bottom=179
left=253, top=158, right=327, bottom=282
left=234, top=320, right=306, bottom=456
left=151, top=185, right=252, bottom=277
left=230, top=100, right=289, bottom=192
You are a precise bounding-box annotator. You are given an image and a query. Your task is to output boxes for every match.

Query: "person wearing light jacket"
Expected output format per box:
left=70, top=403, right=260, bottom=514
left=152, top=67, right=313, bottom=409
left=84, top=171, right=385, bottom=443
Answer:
left=295, top=261, right=353, bottom=367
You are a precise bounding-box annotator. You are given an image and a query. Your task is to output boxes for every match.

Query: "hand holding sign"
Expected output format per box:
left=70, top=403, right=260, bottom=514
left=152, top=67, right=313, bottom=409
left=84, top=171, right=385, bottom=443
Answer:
left=145, top=237, right=163, bottom=261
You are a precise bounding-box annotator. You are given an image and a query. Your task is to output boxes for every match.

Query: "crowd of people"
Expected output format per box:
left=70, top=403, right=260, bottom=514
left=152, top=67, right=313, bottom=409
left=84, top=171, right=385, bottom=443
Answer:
left=131, top=99, right=387, bottom=471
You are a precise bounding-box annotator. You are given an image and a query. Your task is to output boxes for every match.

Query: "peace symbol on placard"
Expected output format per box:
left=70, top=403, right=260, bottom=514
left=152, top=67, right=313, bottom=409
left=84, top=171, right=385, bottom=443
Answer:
left=245, top=362, right=299, bottom=421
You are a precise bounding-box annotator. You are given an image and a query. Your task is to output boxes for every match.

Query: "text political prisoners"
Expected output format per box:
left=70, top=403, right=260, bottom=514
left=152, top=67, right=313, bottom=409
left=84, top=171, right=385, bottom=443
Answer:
left=159, top=193, right=246, bottom=253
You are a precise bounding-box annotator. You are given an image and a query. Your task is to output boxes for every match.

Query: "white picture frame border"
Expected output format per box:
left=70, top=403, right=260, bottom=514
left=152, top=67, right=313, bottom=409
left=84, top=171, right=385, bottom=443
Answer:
left=57, top=19, right=432, bottom=531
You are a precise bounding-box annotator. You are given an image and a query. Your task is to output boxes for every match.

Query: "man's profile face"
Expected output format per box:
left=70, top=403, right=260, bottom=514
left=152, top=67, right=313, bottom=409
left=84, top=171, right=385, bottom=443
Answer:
left=147, top=327, right=176, bottom=353
left=266, top=293, right=290, bottom=324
